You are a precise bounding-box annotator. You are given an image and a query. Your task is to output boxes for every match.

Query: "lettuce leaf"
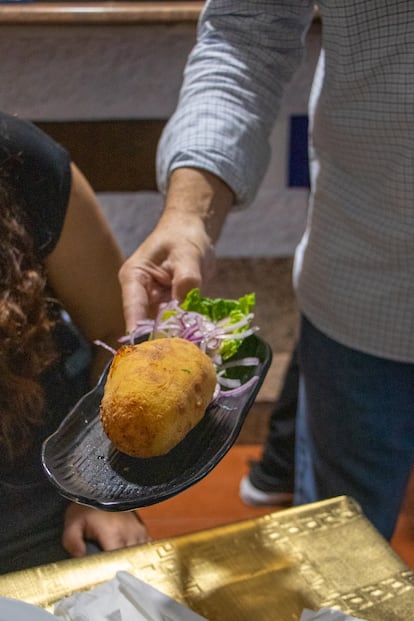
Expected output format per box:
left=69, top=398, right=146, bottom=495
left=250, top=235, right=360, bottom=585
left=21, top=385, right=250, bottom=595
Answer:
left=180, top=288, right=256, bottom=359
left=181, top=288, right=255, bottom=320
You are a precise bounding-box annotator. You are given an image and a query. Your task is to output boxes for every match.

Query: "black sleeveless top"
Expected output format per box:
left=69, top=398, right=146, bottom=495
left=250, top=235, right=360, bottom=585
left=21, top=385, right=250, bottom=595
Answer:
left=1, top=112, right=93, bottom=477
left=0, top=113, right=93, bottom=572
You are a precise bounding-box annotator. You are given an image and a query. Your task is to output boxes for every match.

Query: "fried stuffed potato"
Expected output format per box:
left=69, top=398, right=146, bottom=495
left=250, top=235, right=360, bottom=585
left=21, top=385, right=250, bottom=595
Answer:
left=100, top=337, right=217, bottom=458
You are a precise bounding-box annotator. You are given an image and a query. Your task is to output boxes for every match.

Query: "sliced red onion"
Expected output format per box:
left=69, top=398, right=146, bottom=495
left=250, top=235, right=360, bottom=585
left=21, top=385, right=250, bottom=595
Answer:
left=105, top=298, right=260, bottom=399
left=93, top=340, right=117, bottom=355
left=220, top=357, right=260, bottom=369
left=217, top=375, right=260, bottom=397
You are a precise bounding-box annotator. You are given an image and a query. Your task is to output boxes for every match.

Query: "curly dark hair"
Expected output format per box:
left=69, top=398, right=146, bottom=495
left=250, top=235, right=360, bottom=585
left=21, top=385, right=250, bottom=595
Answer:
left=0, top=177, right=58, bottom=462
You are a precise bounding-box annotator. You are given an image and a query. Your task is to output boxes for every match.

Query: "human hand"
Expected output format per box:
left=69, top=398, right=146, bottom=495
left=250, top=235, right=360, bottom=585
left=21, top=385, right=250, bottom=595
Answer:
left=62, top=503, right=150, bottom=558
left=119, top=215, right=215, bottom=332
left=119, top=168, right=234, bottom=332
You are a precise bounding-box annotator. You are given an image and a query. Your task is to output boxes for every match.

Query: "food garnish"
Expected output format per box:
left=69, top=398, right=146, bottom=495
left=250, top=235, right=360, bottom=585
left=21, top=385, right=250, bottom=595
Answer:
left=118, top=288, right=260, bottom=399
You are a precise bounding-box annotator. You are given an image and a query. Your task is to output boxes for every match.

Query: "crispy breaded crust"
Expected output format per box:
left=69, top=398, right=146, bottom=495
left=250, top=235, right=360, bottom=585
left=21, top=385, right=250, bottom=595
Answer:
left=100, top=337, right=216, bottom=457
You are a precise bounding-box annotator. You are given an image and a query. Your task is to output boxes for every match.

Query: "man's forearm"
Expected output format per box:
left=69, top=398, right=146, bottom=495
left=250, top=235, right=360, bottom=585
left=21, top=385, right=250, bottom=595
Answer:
left=162, top=167, right=235, bottom=245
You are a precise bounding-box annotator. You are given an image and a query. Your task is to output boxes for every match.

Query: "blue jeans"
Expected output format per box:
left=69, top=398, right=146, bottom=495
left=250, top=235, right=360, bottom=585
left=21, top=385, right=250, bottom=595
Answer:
left=249, top=347, right=297, bottom=493
left=295, top=315, right=414, bottom=540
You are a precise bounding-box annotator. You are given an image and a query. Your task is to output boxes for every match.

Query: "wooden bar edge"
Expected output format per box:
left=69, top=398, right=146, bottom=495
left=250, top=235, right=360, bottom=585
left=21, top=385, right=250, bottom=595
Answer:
left=0, top=2, right=203, bottom=26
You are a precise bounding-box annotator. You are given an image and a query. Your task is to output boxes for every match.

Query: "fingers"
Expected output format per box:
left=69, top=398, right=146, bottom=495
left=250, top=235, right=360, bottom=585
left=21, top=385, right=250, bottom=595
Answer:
left=118, top=256, right=172, bottom=332
left=62, top=518, right=87, bottom=558
left=119, top=250, right=203, bottom=329
left=63, top=505, right=150, bottom=559
left=90, top=512, right=150, bottom=551
left=118, top=222, right=214, bottom=329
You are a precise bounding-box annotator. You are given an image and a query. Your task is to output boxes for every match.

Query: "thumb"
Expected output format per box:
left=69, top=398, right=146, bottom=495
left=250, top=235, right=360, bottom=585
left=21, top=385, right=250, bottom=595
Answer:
left=172, top=271, right=202, bottom=304
left=171, top=245, right=216, bottom=303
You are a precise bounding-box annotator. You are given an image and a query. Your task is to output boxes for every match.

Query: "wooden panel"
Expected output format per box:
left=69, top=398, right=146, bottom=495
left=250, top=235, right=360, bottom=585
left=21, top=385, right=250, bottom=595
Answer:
left=0, top=2, right=203, bottom=26
left=35, top=119, right=166, bottom=192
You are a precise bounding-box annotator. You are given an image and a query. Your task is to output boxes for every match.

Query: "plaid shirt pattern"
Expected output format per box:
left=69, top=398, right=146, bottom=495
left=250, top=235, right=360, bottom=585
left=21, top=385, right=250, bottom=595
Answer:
left=157, top=1, right=414, bottom=361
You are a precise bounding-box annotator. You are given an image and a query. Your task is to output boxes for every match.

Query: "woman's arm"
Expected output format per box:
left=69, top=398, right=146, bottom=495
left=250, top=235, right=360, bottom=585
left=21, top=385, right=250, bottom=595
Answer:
left=45, top=161, right=150, bottom=549
left=45, top=162, right=125, bottom=383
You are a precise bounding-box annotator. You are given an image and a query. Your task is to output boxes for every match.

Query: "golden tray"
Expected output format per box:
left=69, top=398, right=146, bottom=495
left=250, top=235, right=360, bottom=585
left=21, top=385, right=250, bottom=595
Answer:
left=0, top=496, right=413, bottom=620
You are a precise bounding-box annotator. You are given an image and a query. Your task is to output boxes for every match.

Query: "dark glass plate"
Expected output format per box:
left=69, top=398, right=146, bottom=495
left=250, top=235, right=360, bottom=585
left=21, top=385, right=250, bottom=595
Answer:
left=41, top=335, right=272, bottom=511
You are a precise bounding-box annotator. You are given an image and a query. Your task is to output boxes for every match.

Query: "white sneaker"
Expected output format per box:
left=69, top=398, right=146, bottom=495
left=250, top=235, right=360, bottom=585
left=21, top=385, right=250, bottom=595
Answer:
left=239, top=475, right=294, bottom=507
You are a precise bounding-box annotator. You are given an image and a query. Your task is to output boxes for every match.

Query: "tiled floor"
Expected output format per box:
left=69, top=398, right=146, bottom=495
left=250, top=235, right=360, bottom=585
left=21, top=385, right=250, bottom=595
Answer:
left=138, top=443, right=414, bottom=573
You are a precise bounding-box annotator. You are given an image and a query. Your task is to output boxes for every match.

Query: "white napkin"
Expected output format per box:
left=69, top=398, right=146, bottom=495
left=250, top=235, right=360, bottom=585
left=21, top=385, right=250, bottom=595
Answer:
left=300, top=609, right=366, bottom=621
left=54, top=571, right=209, bottom=621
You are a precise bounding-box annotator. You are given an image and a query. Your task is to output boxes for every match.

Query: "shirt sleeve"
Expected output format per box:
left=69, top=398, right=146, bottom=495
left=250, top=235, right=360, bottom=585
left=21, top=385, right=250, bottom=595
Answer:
left=157, top=0, right=314, bottom=207
left=0, top=112, right=71, bottom=258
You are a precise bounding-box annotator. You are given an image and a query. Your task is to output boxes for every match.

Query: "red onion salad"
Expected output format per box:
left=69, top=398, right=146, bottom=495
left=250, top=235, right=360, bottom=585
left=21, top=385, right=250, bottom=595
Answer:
left=116, top=290, right=261, bottom=401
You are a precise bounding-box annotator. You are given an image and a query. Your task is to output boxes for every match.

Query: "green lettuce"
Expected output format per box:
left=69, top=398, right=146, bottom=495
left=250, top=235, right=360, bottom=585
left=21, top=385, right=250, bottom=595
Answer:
left=180, top=288, right=256, bottom=360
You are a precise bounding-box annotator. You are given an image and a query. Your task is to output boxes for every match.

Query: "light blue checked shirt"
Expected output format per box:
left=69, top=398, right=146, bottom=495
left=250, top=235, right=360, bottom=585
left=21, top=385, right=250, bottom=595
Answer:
left=157, top=1, right=414, bottom=362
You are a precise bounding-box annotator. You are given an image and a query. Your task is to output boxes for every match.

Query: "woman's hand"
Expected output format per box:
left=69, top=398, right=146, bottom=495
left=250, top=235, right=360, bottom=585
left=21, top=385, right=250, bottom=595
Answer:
left=62, top=503, right=150, bottom=558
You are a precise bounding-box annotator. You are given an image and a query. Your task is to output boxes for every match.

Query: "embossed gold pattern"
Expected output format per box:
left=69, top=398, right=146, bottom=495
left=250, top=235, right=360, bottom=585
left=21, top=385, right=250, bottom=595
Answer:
left=0, top=497, right=413, bottom=620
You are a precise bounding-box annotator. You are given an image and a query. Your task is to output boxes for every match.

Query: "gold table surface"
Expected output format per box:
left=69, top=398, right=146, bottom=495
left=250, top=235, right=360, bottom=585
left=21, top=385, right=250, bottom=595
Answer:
left=0, top=496, right=413, bottom=621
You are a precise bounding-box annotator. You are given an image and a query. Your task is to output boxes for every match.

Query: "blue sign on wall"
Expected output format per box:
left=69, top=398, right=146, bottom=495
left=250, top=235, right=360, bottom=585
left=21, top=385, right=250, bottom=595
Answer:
left=288, top=114, right=310, bottom=188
